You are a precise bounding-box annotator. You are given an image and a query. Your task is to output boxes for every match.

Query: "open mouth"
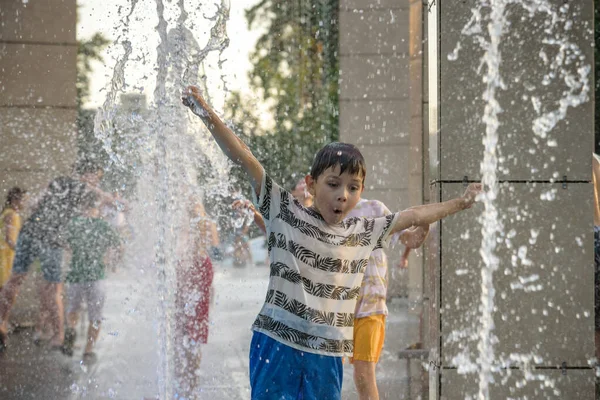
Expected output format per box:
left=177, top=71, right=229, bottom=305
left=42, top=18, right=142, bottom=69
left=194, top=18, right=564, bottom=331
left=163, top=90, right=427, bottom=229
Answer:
left=333, top=208, right=342, bottom=215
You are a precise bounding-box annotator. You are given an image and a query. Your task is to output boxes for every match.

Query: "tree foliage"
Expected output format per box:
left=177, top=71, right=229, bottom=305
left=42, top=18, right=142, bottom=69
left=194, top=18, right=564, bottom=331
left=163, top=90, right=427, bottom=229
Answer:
left=225, top=0, right=339, bottom=193
left=77, top=33, right=110, bottom=109
left=76, top=33, right=110, bottom=178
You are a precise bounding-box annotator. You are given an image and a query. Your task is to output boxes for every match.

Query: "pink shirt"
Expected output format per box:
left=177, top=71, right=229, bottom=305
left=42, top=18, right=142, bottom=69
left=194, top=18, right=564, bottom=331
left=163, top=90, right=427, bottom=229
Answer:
left=347, top=199, right=398, bottom=318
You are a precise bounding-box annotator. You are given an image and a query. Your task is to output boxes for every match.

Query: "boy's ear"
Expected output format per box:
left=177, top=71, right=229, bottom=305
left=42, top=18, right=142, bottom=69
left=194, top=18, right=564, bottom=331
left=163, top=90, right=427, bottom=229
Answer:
left=306, top=175, right=316, bottom=196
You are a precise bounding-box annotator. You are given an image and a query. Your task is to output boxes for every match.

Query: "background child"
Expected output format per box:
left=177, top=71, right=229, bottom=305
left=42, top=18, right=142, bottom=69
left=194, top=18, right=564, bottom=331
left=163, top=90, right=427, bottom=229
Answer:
left=347, top=199, right=428, bottom=400
left=182, top=85, right=481, bottom=400
left=61, top=192, right=121, bottom=362
left=0, top=162, right=120, bottom=350
left=0, top=188, right=27, bottom=288
left=174, top=197, right=219, bottom=398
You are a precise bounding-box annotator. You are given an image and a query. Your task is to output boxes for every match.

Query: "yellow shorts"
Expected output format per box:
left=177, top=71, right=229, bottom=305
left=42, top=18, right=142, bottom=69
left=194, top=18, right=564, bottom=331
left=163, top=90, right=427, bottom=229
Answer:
left=351, top=314, right=386, bottom=363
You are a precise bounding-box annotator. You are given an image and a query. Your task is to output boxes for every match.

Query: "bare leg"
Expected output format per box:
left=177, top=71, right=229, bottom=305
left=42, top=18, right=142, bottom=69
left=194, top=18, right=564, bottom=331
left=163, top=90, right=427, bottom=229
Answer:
left=175, top=338, right=202, bottom=400
left=61, top=311, right=79, bottom=356
left=243, top=242, right=252, bottom=265
left=67, top=311, right=79, bottom=329
left=40, top=282, right=64, bottom=346
left=184, top=345, right=202, bottom=400
left=35, top=283, right=55, bottom=341
left=354, top=360, right=379, bottom=400
left=84, top=320, right=101, bottom=354
left=0, top=273, right=28, bottom=335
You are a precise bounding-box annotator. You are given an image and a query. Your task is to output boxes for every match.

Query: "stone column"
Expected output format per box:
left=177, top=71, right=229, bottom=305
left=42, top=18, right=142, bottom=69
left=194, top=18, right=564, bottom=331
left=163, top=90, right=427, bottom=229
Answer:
left=339, top=0, right=414, bottom=298
left=427, top=0, right=595, bottom=397
left=0, top=0, right=78, bottom=196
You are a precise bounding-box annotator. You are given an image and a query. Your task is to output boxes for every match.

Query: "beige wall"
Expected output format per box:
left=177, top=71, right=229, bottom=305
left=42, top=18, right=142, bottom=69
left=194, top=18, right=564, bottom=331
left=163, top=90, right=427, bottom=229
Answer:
left=0, top=0, right=78, bottom=198
left=339, top=0, right=422, bottom=299
left=0, top=0, right=78, bottom=324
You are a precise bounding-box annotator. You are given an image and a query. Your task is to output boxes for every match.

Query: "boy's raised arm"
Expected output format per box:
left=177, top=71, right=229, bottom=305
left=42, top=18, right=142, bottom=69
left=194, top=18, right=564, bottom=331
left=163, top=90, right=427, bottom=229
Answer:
left=390, top=183, right=482, bottom=235
left=182, top=86, right=264, bottom=196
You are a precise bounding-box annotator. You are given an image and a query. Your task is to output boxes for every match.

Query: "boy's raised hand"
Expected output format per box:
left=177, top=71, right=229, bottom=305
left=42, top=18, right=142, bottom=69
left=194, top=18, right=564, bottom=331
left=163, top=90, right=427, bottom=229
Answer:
left=461, top=183, right=483, bottom=209
left=182, top=85, right=209, bottom=118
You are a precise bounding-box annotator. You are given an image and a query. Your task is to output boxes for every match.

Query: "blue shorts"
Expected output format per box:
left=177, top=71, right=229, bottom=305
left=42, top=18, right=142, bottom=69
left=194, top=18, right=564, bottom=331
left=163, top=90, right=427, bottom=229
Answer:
left=249, top=331, right=343, bottom=400
left=12, top=231, right=63, bottom=283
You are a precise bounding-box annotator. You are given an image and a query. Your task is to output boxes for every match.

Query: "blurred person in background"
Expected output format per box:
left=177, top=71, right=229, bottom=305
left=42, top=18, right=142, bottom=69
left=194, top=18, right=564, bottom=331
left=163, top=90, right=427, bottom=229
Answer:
left=61, top=191, right=121, bottom=363
left=175, top=196, right=219, bottom=399
left=0, top=161, right=120, bottom=350
left=0, top=188, right=27, bottom=288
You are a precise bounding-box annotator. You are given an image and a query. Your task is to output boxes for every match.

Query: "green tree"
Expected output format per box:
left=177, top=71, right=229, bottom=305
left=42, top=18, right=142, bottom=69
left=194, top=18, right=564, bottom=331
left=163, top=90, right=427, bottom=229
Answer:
left=225, top=0, right=339, bottom=192
left=77, top=33, right=110, bottom=108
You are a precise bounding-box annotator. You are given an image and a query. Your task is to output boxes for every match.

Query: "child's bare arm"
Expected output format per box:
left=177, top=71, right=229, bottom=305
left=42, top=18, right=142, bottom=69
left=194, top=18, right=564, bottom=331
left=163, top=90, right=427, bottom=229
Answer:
left=182, top=86, right=264, bottom=195
left=390, top=183, right=482, bottom=235
left=210, top=220, right=220, bottom=247
left=399, top=224, right=430, bottom=249
left=232, top=199, right=267, bottom=234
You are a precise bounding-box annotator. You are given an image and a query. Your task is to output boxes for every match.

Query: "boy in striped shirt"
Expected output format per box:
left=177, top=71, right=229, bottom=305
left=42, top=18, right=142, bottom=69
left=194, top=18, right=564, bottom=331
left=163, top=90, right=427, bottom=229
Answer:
left=182, top=86, right=481, bottom=400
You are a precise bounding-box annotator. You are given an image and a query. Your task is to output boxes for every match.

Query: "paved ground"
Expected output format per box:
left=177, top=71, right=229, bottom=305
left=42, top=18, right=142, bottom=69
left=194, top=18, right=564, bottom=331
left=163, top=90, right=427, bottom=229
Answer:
left=0, top=259, right=426, bottom=400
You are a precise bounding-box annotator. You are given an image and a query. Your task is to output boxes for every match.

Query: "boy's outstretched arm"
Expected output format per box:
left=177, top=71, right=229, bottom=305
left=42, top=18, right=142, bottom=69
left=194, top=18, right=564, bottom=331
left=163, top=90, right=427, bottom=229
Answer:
left=182, top=86, right=264, bottom=195
left=390, top=183, right=482, bottom=235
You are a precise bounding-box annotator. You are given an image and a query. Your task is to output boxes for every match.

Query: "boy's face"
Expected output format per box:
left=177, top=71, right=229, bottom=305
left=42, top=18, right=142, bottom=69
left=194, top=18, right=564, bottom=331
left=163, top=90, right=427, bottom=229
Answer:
left=306, top=165, right=363, bottom=225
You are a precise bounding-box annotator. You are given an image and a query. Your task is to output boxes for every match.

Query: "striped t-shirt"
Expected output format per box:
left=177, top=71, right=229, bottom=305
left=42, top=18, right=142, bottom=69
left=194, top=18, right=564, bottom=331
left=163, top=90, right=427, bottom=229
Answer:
left=251, top=173, right=399, bottom=357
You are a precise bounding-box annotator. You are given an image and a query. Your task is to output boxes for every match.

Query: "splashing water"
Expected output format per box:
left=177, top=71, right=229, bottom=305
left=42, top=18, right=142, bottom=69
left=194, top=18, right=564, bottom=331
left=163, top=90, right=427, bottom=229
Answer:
left=476, top=3, right=505, bottom=397
left=93, top=1, right=139, bottom=167
left=448, top=0, right=590, bottom=397
left=89, top=1, right=232, bottom=398
left=153, top=1, right=231, bottom=398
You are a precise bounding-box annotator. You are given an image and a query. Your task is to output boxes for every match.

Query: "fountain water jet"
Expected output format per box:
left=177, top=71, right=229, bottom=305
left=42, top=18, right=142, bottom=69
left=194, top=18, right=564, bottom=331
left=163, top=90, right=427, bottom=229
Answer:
left=445, top=0, right=591, bottom=397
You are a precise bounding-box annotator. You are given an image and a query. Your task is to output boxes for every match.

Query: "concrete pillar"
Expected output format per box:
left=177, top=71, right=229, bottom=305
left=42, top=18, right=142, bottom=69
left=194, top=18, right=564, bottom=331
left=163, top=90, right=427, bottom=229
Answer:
left=0, top=0, right=78, bottom=196
left=426, top=0, right=595, bottom=397
left=339, top=0, right=416, bottom=298
left=0, top=0, right=78, bottom=324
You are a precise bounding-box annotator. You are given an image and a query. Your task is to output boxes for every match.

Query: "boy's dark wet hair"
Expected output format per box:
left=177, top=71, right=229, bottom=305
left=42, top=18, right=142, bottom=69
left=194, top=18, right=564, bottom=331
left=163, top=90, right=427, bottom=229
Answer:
left=4, top=187, right=26, bottom=210
left=309, top=142, right=366, bottom=184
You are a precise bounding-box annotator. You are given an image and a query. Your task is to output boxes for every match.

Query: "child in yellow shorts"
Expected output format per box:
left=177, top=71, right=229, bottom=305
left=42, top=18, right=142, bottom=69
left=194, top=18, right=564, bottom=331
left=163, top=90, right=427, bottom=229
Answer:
left=348, top=199, right=429, bottom=400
